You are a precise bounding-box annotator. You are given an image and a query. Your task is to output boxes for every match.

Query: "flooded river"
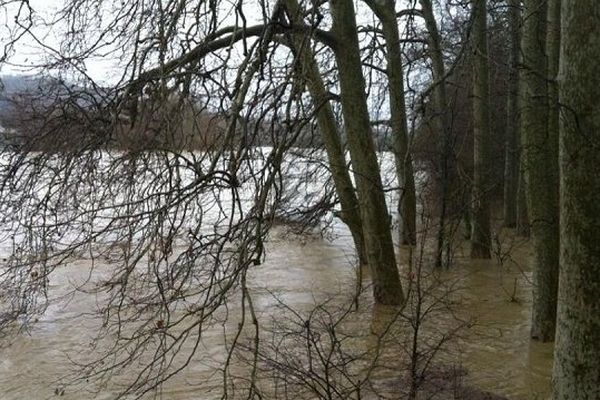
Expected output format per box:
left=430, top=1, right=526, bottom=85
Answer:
left=0, top=223, right=552, bottom=399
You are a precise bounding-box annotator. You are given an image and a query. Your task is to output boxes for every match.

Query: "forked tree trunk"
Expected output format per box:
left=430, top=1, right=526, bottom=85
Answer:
left=553, top=1, right=600, bottom=397
left=329, top=0, right=404, bottom=305
left=503, top=0, right=521, bottom=228
left=521, top=0, right=559, bottom=341
left=470, top=0, right=492, bottom=259
left=283, top=0, right=367, bottom=266
left=364, top=0, right=417, bottom=246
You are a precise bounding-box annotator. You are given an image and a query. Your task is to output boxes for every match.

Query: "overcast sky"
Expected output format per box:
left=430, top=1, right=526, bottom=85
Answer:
left=2, top=0, right=138, bottom=82
left=1, top=0, right=284, bottom=83
left=1, top=0, right=405, bottom=81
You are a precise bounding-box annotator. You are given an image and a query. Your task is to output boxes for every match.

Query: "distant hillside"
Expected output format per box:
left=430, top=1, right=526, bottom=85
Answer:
left=0, top=75, right=37, bottom=112
left=1, top=74, right=37, bottom=92
left=0, top=74, right=321, bottom=151
left=0, top=75, right=231, bottom=151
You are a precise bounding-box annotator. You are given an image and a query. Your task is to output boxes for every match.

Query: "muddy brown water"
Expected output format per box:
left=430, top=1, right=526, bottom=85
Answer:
left=0, top=226, right=552, bottom=399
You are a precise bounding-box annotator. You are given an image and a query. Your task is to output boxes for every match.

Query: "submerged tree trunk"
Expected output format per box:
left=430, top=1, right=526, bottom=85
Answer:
left=283, top=0, right=367, bottom=265
left=329, top=0, right=404, bottom=305
left=503, top=0, right=521, bottom=228
left=521, top=0, right=558, bottom=341
left=364, top=0, right=417, bottom=246
left=470, top=0, right=492, bottom=259
left=553, top=1, right=600, bottom=397
left=419, top=0, right=453, bottom=268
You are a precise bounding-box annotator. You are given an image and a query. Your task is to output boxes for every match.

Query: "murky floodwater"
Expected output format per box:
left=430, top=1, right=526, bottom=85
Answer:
left=0, top=224, right=552, bottom=399
left=443, top=235, right=554, bottom=399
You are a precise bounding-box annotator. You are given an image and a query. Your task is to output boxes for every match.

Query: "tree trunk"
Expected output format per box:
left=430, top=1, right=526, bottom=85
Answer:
left=521, top=0, right=558, bottom=342
left=546, top=0, right=560, bottom=195
left=517, top=47, right=531, bottom=239
left=553, top=1, right=600, bottom=397
left=283, top=0, right=367, bottom=266
left=329, top=0, right=404, bottom=305
left=419, top=0, right=453, bottom=268
left=470, top=0, right=492, bottom=259
left=503, top=0, right=521, bottom=228
left=364, top=0, right=417, bottom=246
left=516, top=161, right=530, bottom=237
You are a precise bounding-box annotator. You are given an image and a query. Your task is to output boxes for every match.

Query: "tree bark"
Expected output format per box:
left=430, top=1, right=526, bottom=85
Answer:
left=283, top=0, right=367, bottom=266
left=470, top=0, right=492, bottom=259
left=521, top=0, right=559, bottom=341
left=546, top=0, right=560, bottom=192
left=364, top=0, right=417, bottom=246
left=329, top=0, right=404, bottom=305
left=516, top=160, right=530, bottom=237
left=503, top=0, right=521, bottom=228
left=553, top=1, right=600, bottom=397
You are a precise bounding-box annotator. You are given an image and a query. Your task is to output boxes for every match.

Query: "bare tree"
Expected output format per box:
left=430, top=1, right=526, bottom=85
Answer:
left=470, top=0, right=491, bottom=259
left=363, top=0, right=417, bottom=247
left=502, top=0, right=521, bottom=228
left=418, top=0, right=455, bottom=268
left=283, top=0, right=367, bottom=266
left=521, top=0, right=559, bottom=342
left=328, top=0, right=404, bottom=305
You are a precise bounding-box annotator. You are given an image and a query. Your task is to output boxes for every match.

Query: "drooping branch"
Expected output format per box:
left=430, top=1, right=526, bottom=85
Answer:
left=126, top=21, right=337, bottom=92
